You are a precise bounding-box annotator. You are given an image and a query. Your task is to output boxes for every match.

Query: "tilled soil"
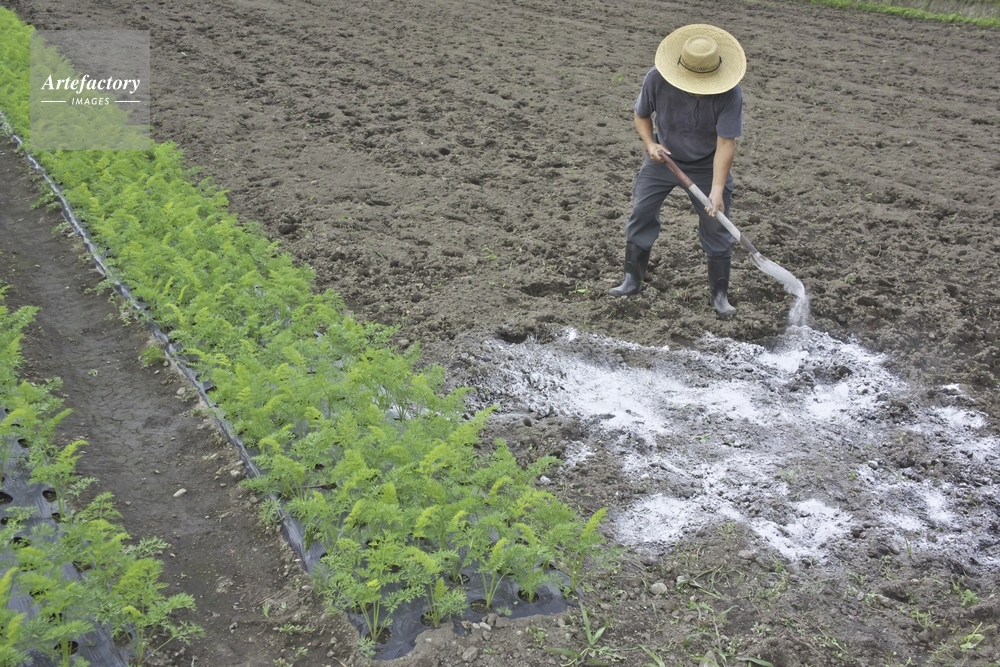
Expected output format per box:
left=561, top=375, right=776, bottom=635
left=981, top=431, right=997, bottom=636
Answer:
left=2, top=0, right=1000, bottom=665
left=9, top=0, right=995, bottom=399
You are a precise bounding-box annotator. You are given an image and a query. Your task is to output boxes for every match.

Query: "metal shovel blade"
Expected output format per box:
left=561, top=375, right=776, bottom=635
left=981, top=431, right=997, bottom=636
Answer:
left=749, top=251, right=810, bottom=325
left=748, top=252, right=804, bottom=299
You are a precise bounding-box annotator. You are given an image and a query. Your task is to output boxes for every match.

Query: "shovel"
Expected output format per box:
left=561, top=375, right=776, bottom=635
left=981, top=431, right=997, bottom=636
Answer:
left=657, top=148, right=806, bottom=304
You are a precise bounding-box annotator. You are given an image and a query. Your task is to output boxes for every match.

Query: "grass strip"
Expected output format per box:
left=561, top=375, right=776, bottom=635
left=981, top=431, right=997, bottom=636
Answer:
left=798, top=0, right=1000, bottom=28
left=0, top=8, right=608, bottom=651
left=0, top=287, right=201, bottom=666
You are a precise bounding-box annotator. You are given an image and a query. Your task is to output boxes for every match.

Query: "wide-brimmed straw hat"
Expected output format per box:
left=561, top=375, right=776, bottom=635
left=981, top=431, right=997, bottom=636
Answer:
left=654, top=24, right=746, bottom=95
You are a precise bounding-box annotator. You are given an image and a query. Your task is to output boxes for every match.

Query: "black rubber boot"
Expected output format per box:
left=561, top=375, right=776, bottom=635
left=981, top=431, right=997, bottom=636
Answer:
left=609, top=242, right=650, bottom=297
left=707, top=256, right=737, bottom=317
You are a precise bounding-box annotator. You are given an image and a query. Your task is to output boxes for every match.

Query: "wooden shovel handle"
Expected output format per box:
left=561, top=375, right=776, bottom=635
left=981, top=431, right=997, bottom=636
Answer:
left=655, top=149, right=758, bottom=256
left=656, top=149, right=695, bottom=189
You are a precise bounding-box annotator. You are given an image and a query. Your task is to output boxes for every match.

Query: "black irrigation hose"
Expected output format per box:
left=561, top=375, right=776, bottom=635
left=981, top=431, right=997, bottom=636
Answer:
left=0, top=114, right=323, bottom=572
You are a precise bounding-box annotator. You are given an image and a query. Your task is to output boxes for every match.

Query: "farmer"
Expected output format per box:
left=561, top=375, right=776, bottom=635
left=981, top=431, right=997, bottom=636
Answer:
left=610, top=24, right=746, bottom=318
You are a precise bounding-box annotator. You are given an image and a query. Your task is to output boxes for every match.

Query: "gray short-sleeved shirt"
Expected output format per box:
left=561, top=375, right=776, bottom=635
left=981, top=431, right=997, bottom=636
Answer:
left=634, top=67, right=743, bottom=164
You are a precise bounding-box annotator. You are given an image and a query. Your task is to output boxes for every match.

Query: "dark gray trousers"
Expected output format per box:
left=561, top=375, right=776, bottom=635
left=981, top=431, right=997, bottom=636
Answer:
left=624, top=156, right=735, bottom=259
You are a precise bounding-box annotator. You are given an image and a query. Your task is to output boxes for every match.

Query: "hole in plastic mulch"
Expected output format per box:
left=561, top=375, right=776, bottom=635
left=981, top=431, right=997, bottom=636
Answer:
left=10, top=536, right=30, bottom=548
left=52, top=640, right=79, bottom=656
left=469, top=599, right=489, bottom=614
left=366, top=628, right=391, bottom=645
left=517, top=588, right=537, bottom=603
left=43, top=489, right=58, bottom=502
left=0, top=492, right=12, bottom=505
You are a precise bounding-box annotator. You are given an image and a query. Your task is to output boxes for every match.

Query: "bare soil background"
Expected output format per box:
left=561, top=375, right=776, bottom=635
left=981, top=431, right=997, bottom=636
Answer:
left=2, top=0, right=999, bottom=665
left=8, top=0, right=1000, bottom=393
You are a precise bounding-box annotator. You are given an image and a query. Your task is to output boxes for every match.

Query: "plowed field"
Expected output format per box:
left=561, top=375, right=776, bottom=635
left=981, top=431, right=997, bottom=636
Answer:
left=3, top=0, right=999, bottom=664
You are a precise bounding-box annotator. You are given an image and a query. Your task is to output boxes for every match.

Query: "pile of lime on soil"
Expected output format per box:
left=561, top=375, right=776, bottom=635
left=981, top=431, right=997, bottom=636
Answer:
left=434, top=324, right=1000, bottom=664
left=453, top=325, right=998, bottom=567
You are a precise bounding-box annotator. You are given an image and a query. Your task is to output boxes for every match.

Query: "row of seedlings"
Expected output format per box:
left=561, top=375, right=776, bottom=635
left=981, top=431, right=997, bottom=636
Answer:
left=0, top=290, right=201, bottom=666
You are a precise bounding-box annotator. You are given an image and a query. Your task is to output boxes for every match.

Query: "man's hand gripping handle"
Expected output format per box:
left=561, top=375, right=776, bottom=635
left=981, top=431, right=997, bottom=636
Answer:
left=655, top=148, right=758, bottom=256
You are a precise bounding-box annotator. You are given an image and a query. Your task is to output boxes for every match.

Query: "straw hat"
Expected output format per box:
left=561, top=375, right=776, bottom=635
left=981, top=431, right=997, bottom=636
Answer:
left=654, top=24, right=746, bottom=95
